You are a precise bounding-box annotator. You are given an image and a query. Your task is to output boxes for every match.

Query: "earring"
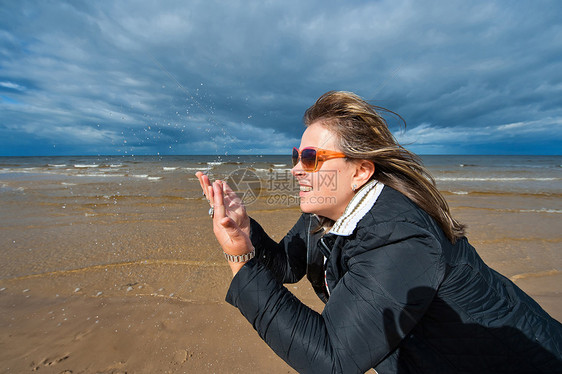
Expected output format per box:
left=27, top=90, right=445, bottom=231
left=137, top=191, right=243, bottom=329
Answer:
left=352, top=184, right=357, bottom=192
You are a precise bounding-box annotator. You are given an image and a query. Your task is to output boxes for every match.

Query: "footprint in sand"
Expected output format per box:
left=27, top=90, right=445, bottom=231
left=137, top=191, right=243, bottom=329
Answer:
left=31, top=353, right=70, bottom=371
left=173, top=349, right=193, bottom=365
left=73, top=326, right=94, bottom=342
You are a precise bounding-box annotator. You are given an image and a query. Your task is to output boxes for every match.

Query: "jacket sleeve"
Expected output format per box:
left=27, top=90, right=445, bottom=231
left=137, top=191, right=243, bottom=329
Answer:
left=249, top=214, right=309, bottom=284
left=226, top=221, right=446, bottom=373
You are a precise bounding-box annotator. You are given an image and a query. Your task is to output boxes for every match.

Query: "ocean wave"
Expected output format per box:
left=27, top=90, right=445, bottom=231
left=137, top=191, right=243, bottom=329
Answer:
left=75, top=173, right=126, bottom=178
left=0, top=167, right=41, bottom=173
left=163, top=167, right=178, bottom=171
left=519, top=208, right=562, bottom=214
left=0, top=183, right=25, bottom=192
left=74, top=164, right=100, bottom=168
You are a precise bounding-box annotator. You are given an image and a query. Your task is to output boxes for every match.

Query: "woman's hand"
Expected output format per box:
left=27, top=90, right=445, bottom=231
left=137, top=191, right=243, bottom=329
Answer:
left=196, top=172, right=250, bottom=237
left=196, top=172, right=253, bottom=275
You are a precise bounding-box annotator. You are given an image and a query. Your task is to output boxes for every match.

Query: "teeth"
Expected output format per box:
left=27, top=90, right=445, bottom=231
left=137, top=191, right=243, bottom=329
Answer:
left=300, top=186, right=312, bottom=192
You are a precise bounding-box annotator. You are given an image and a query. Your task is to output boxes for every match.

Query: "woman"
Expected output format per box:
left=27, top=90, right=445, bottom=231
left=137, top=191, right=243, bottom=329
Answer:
left=196, top=91, right=562, bottom=373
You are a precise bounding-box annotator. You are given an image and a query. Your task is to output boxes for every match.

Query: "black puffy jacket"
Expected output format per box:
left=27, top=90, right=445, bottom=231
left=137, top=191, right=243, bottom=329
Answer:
left=226, top=186, right=562, bottom=373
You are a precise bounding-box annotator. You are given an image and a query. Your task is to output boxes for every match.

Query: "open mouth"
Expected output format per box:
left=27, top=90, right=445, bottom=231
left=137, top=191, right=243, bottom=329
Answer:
left=299, top=185, right=312, bottom=192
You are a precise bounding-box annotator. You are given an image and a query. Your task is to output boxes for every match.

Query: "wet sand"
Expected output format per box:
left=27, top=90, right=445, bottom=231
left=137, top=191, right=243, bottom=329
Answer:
left=0, top=172, right=560, bottom=373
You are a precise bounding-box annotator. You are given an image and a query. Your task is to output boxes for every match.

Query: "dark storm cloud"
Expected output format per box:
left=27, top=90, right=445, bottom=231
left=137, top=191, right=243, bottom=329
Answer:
left=1, top=0, right=561, bottom=155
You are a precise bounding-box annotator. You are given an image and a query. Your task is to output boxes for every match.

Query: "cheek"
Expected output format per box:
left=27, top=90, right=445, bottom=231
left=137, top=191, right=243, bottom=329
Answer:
left=318, top=169, right=352, bottom=201
left=333, top=167, right=355, bottom=198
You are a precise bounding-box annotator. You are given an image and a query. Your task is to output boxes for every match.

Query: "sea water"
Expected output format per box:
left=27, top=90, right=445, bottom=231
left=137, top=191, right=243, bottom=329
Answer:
left=0, top=154, right=560, bottom=196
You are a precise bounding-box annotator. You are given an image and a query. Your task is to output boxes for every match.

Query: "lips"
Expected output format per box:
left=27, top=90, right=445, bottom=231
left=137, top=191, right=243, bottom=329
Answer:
left=299, top=185, right=312, bottom=192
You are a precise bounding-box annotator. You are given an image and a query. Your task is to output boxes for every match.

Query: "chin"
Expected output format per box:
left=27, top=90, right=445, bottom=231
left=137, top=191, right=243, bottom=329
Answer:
left=300, top=203, right=314, bottom=213
left=299, top=200, right=317, bottom=214
left=300, top=203, right=327, bottom=218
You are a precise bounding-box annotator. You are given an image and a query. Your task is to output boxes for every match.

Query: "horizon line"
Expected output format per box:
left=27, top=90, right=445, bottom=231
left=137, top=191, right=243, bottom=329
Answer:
left=1, top=153, right=560, bottom=158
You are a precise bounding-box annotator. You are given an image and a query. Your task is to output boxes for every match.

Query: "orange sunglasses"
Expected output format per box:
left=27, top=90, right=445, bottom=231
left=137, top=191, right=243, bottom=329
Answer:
left=292, top=147, right=347, bottom=172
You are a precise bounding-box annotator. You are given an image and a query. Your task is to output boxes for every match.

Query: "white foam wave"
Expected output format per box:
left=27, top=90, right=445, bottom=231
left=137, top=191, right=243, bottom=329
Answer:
left=148, top=177, right=162, bottom=181
left=0, top=183, right=25, bottom=192
left=48, top=164, right=66, bottom=167
left=74, top=164, right=100, bottom=168
left=0, top=167, right=44, bottom=174
left=75, top=173, right=126, bottom=178
left=0, top=183, right=19, bottom=192
left=163, top=167, right=178, bottom=171
left=519, top=208, right=562, bottom=214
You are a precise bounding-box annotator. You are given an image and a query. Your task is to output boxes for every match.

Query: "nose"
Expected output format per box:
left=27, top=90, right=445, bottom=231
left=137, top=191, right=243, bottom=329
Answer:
left=291, top=162, right=306, bottom=178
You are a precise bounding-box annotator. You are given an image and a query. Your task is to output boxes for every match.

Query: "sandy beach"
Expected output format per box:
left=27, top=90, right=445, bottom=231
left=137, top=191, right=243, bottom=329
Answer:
left=0, top=157, right=560, bottom=373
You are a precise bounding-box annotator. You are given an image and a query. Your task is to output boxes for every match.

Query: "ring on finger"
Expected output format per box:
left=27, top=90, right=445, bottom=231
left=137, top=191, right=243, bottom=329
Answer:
left=208, top=206, right=214, bottom=218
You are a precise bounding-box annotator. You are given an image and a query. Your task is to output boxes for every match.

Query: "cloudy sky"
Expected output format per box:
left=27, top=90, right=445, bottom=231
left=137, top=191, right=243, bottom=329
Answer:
left=1, top=0, right=561, bottom=156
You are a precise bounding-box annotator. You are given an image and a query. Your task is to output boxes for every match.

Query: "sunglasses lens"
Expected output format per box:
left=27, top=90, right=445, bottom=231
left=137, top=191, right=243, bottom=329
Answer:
left=292, top=148, right=299, bottom=167
left=301, top=148, right=317, bottom=171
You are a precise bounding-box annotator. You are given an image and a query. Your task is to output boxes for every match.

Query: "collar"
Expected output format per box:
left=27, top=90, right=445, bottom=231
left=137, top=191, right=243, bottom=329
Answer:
left=329, top=179, right=384, bottom=236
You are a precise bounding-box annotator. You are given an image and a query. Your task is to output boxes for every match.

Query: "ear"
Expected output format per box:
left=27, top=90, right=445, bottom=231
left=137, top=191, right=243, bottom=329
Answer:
left=352, top=160, right=375, bottom=190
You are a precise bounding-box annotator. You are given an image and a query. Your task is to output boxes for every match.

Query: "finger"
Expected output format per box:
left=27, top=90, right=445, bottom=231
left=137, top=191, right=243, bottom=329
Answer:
left=207, top=184, right=214, bottom=207
left=219, top=216, right=241, bottom=236
left=196, top=171, right=215, bottom=207
left=216, top=216, right=238, bottom=247
left=212, top=180, right=226, bottom=220
left=222, top=181, right=239, bottom=203
left=222, top=182, right=247, bottom=211
left=222, top=181, right=237, bottom=199
left=196, top=171, right=212, bottom=202
left=196, top=171, right=206, bottom=192
left=219, top=217, right=241, bottom=239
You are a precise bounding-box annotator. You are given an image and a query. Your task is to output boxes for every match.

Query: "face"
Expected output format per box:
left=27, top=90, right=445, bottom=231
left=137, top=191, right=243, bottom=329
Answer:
left=291, top=122, right=357, bottom=221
